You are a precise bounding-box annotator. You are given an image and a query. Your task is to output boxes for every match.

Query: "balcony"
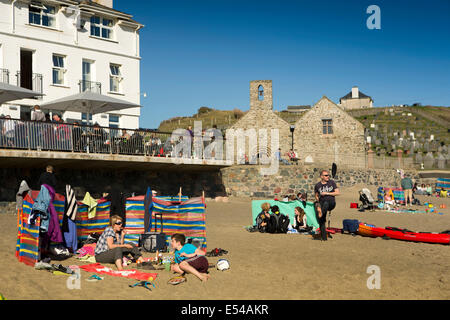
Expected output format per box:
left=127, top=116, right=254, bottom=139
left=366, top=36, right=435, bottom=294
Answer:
left=0, top=68, right=9, bottom=84
left=15, top=71, right=43, bottom=99
left=79, top=80, right=102, bottom=94
left=0, top=119, right=231, bottom=171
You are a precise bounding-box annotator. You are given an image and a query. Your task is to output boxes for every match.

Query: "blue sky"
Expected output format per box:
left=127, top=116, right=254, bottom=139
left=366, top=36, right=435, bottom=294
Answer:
left=114, top=0, right=450, bottom=129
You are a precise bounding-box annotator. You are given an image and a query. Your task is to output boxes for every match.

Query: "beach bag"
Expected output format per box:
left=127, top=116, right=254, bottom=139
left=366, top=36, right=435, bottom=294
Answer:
left=139, top=213, right=167, bottom=252
left=342, top=219, right=359, bottom=234
left=440, top=190, right=448, bottom=198
left=350, top=203, right=358, bottom=209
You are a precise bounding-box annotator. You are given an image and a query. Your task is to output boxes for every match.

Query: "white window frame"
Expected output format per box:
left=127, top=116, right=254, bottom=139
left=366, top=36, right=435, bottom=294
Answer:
left=90, top=16, right=114, bottom=40
left=29, top=2, right=57, bottom=28
left=109, top=64, right=122, bottom=93
left=52, top=54, right=66, bottom=85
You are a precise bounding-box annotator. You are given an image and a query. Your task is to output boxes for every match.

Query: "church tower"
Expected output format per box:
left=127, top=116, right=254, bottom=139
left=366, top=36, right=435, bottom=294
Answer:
left=249, top=80, right=273, bottom=110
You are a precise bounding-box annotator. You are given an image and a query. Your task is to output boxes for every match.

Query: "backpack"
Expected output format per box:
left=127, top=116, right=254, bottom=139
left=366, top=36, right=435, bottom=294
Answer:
left=342, top=219, right=359, bottom=234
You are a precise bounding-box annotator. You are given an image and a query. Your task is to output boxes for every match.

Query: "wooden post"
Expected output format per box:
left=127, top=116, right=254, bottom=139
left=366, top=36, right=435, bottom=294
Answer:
left=179, top=187, right=182, bottom=202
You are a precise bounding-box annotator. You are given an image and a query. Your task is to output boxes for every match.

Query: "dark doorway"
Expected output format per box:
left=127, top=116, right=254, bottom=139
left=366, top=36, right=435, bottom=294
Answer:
left=20, top=50, right=33, bottom=90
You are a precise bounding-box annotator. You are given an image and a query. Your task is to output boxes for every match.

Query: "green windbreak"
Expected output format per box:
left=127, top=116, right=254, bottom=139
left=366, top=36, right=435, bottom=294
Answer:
left=251, top=200, right=319, bottom=229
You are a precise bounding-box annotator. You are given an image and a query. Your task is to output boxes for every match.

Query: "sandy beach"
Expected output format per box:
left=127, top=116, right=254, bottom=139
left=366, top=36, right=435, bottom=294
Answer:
left=1, top=185, right=449, bottom=300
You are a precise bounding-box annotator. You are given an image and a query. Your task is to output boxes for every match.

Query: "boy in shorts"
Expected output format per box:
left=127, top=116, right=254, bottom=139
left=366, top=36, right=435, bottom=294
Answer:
left=170, top=233, right=210, bottom=282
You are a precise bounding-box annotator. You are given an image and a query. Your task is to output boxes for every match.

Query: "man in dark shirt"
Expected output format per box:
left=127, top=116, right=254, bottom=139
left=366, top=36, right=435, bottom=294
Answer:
left=38, top=165, right=57, bottom=190
left=314, top=169, right=340, bottom=241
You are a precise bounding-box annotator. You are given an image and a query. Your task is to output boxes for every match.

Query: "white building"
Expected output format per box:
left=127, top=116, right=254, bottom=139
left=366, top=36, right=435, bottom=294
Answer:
left=0, top=0, right=143, bottom=129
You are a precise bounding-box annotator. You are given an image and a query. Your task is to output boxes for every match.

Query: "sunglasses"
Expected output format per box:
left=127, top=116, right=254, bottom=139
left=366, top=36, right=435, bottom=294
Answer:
left=115, top=221, right=123, bottom=225
left=323, top=174, right=330, bottom=177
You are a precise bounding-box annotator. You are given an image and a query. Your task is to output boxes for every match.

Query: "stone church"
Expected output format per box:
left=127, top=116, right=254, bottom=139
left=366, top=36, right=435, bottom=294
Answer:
left=229, top=80, right=366, bottom=167
left=228, top=80, right=291, bottom=161
left=293, top=96, right=366, bottom=167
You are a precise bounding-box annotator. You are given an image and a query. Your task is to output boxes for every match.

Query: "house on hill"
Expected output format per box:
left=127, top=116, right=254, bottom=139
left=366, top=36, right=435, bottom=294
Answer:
left=293, top=96, right=366, bottom=167
left=339, top=86, right=373, bottom=110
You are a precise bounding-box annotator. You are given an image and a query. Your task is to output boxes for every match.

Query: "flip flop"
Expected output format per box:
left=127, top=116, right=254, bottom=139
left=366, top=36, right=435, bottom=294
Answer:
left=129, top=280, right=155, bottom=291
left=168, top=276, right=186, bottom=285
left=86, top=274, right=104, bottom=282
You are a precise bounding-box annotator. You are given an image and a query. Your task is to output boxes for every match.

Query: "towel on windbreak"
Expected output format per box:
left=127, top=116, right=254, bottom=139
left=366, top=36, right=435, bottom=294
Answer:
left=82, top=192, right=98, bottom=219
left=65, top=185, right=78, bottom=221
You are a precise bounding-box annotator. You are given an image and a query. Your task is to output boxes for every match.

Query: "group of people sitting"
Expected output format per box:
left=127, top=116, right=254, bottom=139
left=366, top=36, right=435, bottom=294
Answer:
left=413, top=183, right=433, bottom=196
left=255, top=202, right=313, bottom=235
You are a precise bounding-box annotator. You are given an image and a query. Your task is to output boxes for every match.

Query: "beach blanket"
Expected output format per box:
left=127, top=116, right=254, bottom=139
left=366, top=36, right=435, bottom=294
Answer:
left=76, top=243, right=96, bottom=258
left=251, top=200, right=320, bottom=230
left=124, top=195, right=207, bottom=250
left=377, top=187, right=405, bottom=204
left=79, top=263, right=157, bottom=281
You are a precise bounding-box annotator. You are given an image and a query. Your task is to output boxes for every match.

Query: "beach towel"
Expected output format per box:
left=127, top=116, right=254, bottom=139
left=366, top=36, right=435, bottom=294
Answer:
left=65, top=185, right=78, bottom=221
left=82, top=192, right=98, bottom=219
left=79, top=263, right=157, bottom=281
left=251, top=200, right=320, bottom=230
left=76, top=243, right=96, bottom=257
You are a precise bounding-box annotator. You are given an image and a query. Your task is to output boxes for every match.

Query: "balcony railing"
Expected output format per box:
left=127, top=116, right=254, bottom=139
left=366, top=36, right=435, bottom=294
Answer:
left=16, top=72, right=43, bottom=99
left=79, top=80, right=102, bottom=94
left=0, top=118, right=226, bottom=161
left=0, top=68, right=9, bottom=84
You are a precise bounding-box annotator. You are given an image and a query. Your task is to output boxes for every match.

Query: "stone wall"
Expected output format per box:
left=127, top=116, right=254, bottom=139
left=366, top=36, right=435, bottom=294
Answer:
left=220, top=165, right=419, bottom=198
left=340, top=97, right=373, bottom=110
left=293, top=96, right=366, bottom=167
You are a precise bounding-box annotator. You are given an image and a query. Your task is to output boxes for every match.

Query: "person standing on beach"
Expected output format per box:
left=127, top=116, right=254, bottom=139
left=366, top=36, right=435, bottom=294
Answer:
left=314, top=169, right=340, bottom=241
left=38, top=165, right=57, bottom=191
left=401, top=174, right=414, bottom=207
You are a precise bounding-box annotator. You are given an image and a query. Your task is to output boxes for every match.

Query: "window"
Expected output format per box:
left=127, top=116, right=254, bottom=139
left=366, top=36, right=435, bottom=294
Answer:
left=109, top=114, right=120, bottom=136
left=29, top=3, right=56, bottom=28
left=258, top=85, right=264, bottom=101
left=81, top=113, right=92, bottom=125
left=52, top=54, right=65, bottom=85
left=90, top=16, right=114, bottom=39
left=322, top=119, right=333, bottom=134
left=109, top=64, right=122, bottom=92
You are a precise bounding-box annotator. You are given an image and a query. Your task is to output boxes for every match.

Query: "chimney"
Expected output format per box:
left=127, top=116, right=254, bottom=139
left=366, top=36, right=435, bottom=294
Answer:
left=352, top=86, right=359, bottom=99
left=91, top=0, right=113, bottom=8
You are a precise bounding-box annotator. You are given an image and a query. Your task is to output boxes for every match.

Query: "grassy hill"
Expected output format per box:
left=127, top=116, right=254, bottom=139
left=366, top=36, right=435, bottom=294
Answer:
left=157, top=106, right=450, bottom=153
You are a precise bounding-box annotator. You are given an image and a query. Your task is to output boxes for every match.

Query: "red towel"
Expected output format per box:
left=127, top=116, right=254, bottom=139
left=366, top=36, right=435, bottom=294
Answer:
left=79, top=263, right=158, bottom=281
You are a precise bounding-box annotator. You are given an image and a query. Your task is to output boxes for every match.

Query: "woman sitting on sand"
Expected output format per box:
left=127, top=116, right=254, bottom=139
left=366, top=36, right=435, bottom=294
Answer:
left=95, top=215, right=144, bottom=270
left=292, top=207, right=312, bottom=234
left=255, top=202, right=272, bottom=233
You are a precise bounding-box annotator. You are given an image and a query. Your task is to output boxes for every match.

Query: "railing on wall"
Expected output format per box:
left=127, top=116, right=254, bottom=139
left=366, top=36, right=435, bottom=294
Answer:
left=0, top=118, right=226, bottom=160
left=15, top=72, right=43, bottom=99
left=0, top=68, right=9, bottom=84
left=79, top=80, right=102, bottom=94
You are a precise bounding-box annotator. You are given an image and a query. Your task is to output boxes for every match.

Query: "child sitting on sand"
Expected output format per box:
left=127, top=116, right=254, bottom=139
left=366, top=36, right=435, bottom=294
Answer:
left=267, top=205, right=290, bottom=234
left=170, top=233, right=210, bottom=282
left=384, top=193, right=396, bottom=210
left=255, top=202, right=272, bottom=233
